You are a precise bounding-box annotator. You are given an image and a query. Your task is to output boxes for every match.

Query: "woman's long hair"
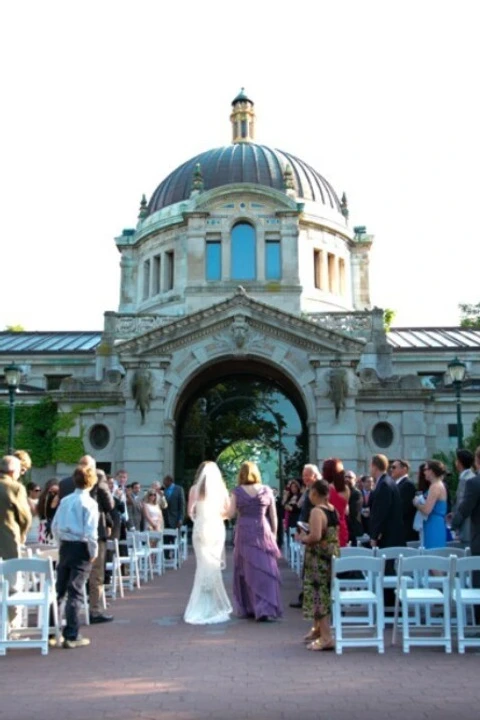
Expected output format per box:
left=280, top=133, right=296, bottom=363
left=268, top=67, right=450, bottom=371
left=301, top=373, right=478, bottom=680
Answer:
left=322, top=458, right=346, bottom=492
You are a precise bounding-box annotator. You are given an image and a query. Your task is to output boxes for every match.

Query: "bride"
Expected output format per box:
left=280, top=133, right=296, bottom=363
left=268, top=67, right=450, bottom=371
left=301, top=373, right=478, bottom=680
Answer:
left=184, top=461, right=233, bottom=624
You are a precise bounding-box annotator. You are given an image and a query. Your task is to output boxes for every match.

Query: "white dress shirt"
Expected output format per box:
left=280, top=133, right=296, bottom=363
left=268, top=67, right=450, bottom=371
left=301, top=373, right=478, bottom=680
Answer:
left=52, top=488, right=99, bottom=559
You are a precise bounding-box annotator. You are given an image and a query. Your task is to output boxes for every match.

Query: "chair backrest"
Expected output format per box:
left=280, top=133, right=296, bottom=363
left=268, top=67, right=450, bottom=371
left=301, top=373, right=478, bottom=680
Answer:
left=106, top=538, right=120, bottom=553
left=426, top=547, right=467, bottom=559
left=163, top=529, right=179, bottom=543
left=398, top=554, right=453, bottom=576
left=333, top=555, right=384, bottom=577
left=455, top=556, right=480, bottom=578
left=0, top=556, right=54, bottom=587
left=340, top=546, right=376, bottom=557
left=380, top=546, right=420, bottom=561
left=406, top=540, right=422, bottom=549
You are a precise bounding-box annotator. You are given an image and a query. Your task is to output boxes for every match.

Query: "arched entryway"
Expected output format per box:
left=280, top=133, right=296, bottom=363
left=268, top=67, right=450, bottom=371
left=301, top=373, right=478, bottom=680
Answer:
left=174, top=359, right=308, bottom=490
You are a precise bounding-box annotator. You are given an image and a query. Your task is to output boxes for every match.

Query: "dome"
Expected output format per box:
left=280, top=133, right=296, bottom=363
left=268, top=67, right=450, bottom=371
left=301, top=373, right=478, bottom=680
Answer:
left=147, top=143, right=342, bottom=215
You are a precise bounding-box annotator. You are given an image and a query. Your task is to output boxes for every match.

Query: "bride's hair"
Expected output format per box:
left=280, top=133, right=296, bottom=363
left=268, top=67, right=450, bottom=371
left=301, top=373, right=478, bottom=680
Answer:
left=194, top=461, right=226, bottom=500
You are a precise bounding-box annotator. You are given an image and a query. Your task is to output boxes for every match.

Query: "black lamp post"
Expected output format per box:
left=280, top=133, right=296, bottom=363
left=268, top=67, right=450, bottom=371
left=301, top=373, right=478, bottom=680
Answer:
left=447, top=356, right=467, bottom=449
left=4, top=362, right=22, bottom=454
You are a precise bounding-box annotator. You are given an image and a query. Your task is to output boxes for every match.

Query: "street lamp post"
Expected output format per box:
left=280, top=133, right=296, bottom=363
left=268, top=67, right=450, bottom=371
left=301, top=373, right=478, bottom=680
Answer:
left=4, top=362, right=22, bottom=454
left=447, top=356, right=467, bottom=449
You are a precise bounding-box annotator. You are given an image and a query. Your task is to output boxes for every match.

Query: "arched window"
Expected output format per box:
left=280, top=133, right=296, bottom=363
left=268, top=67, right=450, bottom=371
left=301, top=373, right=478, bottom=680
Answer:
left=231, top=222, right=256, bottom=280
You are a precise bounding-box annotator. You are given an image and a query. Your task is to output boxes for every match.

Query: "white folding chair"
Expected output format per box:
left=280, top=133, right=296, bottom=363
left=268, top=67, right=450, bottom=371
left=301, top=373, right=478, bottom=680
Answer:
left=163, top=529, right=180, bottom=570
left=453, top=556, right=480, bottom=653
left=332, top=555, right=385, bottom=654
left=133, top=532, right=154, bottom=582
left=105, top=539, right=124, bottom=600
left=338, top=546, right=377, bottom=624
left=380, top=547, right=419, bottom=624
left=148, top=531, right=165, bottom=576
left=0, top=557, right=60, bottom=656
left=287, top=528, right=297, bottom=569
left=118, top=533, right=141, bottom=591
left=392, top=555, right=453, bottom=653
left=180, top=525, right=189, bottom=563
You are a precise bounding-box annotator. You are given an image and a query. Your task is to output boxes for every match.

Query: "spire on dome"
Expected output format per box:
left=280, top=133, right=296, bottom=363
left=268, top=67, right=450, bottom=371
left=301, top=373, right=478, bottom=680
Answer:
left=190, top=163, right=204, bottom=196
left=138, top=194, right=148, bottom=220
left=340, top=192, right=349, bottom=221
left=230, top=88, right=255, bottom=144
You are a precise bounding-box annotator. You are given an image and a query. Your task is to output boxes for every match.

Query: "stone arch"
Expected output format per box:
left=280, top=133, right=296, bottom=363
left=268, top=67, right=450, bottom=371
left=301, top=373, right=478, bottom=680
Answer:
left=170, top=355, right=311, bottom=487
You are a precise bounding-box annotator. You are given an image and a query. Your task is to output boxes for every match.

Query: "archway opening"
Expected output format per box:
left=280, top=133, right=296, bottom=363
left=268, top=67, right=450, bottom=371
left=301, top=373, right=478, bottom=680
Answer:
left=174, top=359, right=308, bottom=492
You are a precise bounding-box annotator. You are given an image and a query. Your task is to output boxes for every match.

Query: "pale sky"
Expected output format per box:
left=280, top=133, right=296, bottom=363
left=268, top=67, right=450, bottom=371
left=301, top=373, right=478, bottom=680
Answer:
left=1, top=0, right=478, bottom=331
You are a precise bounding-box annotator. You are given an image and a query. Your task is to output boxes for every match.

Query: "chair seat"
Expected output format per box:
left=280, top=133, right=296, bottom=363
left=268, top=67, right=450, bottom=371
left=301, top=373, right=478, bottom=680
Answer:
left=453, top=589, right=480, bottom=603
left=404, top=588, right=444, bottom=601
left=338, top=590, right=377, bottom=603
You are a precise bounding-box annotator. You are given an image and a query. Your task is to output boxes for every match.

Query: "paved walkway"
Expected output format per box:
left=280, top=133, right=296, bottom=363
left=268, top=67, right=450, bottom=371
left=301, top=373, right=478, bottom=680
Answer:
left=0, top=551, right=478, bottom=720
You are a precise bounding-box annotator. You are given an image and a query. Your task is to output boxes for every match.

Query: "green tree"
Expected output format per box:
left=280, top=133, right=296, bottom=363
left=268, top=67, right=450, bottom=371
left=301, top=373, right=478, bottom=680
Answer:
left=459, top=302, right=480, bottom=328
left=5, top=324, right=25, bottom=332
left=383, top=308, right=396, bottom=332
left=465, top=415, right=480, bottom=452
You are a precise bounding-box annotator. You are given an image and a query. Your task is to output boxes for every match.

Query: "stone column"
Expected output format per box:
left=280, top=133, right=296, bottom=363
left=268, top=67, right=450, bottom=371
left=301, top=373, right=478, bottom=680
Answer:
left=118, top=248, right=137, bottom=313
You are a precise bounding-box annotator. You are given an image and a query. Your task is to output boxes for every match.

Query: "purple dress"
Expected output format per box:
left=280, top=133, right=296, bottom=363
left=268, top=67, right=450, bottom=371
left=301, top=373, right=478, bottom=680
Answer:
left=233, top=486, right=283, bottom=620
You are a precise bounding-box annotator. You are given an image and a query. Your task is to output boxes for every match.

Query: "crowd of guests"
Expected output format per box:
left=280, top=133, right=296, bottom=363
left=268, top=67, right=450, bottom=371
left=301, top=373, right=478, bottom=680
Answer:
left=2, top=445, right=480, bottom=653
left=0, top=451, right=186, bottom=649
left=279, top=449, right=480, bottom=651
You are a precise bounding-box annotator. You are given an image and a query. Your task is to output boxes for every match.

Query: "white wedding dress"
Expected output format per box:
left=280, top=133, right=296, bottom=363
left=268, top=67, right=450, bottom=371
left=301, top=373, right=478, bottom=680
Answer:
left=184, top=491, right=232, bottom=625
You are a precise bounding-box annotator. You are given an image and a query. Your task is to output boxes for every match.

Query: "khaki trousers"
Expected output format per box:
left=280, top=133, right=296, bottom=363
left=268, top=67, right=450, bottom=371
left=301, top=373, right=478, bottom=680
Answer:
left=89, top=540, right=106, bottom=616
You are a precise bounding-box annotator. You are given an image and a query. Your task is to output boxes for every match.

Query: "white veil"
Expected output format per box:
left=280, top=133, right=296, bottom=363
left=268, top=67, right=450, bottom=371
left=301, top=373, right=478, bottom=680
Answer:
left=192, top=461, right=228, bottom=515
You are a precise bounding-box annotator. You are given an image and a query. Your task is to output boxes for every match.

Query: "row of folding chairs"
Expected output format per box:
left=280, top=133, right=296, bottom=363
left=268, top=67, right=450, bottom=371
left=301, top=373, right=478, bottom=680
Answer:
left=0, top=526, right=190, bottom=656
left=332, top=547, right=480, bottom=655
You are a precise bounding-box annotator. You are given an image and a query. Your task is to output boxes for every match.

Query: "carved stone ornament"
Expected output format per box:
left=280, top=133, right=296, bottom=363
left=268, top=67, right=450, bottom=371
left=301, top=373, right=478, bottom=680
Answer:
left=327, top=367, right=349, bottom=419
left=213, top=315, right=264, bottom=354
left=131, top=366, right=154, bottom=424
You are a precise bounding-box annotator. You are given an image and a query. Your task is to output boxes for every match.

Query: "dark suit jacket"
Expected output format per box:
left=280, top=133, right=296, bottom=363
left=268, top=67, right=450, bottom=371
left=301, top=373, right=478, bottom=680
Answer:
left=163, top=484, right=186, bottom=528
left=370, top=473, right=405, bottom=547
left=58, top=475, right=75, bottom=500
left=397, top=476, right=418, bottom=541
left=452, top=472, right=480, bottom=555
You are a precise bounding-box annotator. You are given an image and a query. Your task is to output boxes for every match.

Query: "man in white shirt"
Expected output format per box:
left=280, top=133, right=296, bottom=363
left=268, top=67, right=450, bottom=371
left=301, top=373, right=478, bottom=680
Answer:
left=52, top=465, right=99, bottom=649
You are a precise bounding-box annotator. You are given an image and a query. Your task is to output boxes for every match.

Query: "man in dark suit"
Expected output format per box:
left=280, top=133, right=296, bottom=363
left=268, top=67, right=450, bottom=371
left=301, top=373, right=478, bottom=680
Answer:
left=390, top=458, right=418, bottom=542
left=450, top=445, right=480, bottom=622
left=370, top=454, right=405, bottom=612
left=162, top=475, right=186, bottom=529
left=369, top=454, right=405, bottom=550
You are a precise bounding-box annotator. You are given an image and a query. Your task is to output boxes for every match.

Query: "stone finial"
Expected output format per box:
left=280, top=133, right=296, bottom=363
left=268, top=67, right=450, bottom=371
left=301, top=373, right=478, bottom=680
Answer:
left=138, top=194, right=148, bottom=220
left=340, top=192, right=349, bottom=220
left=283, top=163, right=295, bottom=191
left=190, top=163, right=204, bottom=195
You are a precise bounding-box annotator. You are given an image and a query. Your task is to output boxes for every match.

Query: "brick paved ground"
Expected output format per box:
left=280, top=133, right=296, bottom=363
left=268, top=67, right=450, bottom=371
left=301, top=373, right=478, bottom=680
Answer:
left=1, top=551, right=478, bottom=720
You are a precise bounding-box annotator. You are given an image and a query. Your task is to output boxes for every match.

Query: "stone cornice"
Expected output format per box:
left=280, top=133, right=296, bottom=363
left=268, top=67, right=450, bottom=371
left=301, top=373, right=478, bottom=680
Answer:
left=116, top=290, right=366, bottom=357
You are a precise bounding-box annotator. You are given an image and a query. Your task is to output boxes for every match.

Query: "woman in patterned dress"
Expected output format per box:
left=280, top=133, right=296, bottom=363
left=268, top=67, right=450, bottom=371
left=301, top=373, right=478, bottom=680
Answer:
left=298, top=478, right=340, bottom=651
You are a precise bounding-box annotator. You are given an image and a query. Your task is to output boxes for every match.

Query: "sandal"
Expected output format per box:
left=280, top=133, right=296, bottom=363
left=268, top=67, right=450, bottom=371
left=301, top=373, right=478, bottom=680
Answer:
left=303, top=629, right=321, bottom=643
left=306, top=638, right=335, bottom=651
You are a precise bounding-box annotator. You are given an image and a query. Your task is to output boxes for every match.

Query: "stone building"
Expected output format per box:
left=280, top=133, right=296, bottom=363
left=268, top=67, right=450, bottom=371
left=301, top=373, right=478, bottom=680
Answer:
left=1, top=90, right=479, bottom=487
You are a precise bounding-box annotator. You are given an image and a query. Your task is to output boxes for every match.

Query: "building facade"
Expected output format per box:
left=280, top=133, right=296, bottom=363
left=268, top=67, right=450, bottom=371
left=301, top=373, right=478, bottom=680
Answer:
left=1, top=91, right=479, bottom=487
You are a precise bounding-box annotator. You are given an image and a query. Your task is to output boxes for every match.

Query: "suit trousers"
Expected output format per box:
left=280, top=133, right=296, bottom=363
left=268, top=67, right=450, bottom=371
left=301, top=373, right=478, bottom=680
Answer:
left=88, top=540, right=107, bottom=615
left=56, top=541, right=92, bottom=641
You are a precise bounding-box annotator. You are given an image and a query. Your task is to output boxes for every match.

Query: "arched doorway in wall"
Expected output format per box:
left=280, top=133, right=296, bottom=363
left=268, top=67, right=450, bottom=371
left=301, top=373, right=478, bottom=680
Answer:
left=174, top=359, right=308, bottom=492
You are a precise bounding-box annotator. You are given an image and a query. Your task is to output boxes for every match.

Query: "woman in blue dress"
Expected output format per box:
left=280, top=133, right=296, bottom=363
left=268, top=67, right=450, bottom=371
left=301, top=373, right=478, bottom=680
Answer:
left=413, top=460, right=448, bottom=548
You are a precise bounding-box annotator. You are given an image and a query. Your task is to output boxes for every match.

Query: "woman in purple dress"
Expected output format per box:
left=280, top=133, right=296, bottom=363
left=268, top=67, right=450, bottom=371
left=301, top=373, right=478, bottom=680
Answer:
left=228, top=461, right=282, bottom=621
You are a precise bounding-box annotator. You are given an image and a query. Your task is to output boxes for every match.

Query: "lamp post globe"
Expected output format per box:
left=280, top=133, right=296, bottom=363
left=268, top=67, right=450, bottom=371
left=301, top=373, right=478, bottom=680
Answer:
left=447, top=356, right=466, bottom=449
left=4, top=362, right=22, bottom=454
